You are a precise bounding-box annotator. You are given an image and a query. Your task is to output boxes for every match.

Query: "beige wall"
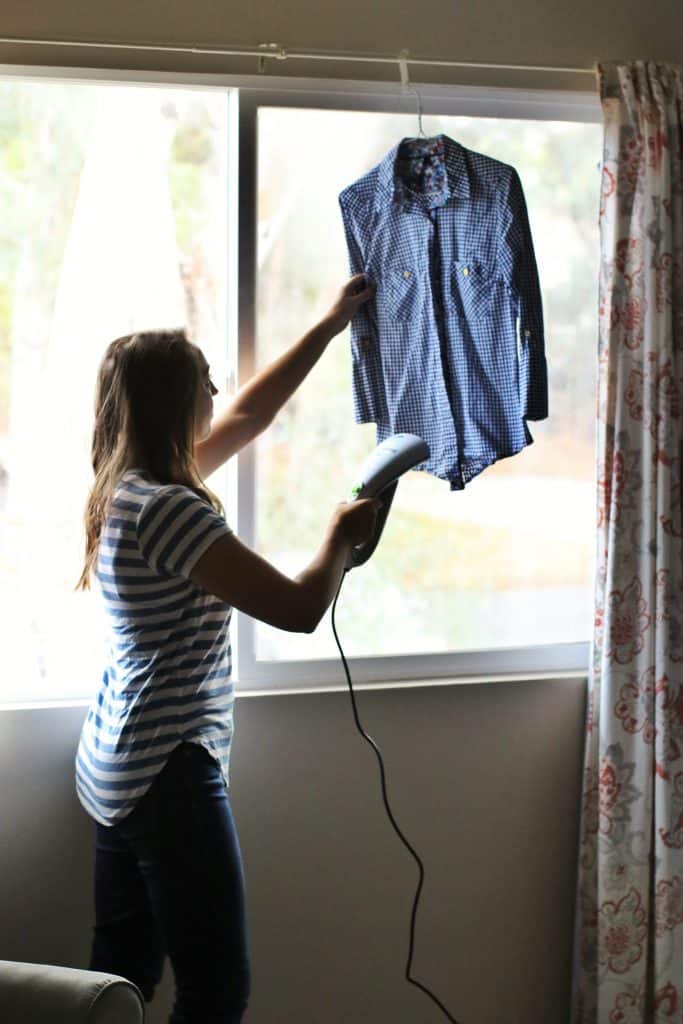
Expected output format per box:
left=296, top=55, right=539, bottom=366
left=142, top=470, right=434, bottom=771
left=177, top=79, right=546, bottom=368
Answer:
left=1, top=678, right=586, bottom=1024
left=0, top=0, right=681, bottom=91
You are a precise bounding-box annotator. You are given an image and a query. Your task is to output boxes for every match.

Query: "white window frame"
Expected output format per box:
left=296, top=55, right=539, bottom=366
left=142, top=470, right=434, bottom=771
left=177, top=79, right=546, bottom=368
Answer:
left=234, top=78, right=601, bottom=692
left=0, top=64, right=601, bottom=696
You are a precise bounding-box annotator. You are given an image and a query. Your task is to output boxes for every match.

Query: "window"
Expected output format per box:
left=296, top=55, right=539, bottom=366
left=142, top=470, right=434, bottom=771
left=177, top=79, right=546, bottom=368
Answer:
left=0, top=72, right=600, bottom=702
left=240, top=91, right=601, bottom=687
left=0, top=77, right=231, bottom=702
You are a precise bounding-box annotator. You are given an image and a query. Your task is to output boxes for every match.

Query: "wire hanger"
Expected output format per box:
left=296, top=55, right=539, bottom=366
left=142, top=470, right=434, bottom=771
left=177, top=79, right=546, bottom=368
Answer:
left=398, top=51, right=427, bottom=139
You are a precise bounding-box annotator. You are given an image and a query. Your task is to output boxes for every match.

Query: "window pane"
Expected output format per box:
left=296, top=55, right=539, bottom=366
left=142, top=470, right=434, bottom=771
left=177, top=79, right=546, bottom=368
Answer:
left=255, top=107, right=600, bottom=661
left=0, top=80, right=229, bottom=702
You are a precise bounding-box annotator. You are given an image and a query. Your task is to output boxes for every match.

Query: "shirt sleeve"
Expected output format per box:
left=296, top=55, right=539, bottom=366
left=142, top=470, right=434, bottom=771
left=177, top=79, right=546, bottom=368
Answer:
left=498, top=168, right=548, bottom=422
left=338, top=192, right=385, bottom=425
left=136, top=485, right=231, bottom=579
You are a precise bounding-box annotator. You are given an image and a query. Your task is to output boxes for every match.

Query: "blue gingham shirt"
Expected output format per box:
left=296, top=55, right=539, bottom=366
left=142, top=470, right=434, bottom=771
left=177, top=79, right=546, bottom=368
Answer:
left=339, top=135, right=548, bottom=489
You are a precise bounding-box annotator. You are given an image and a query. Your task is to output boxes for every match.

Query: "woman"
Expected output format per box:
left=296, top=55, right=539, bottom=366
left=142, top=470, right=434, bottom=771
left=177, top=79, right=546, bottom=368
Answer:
left=75, top=274, right=377, bottom=1022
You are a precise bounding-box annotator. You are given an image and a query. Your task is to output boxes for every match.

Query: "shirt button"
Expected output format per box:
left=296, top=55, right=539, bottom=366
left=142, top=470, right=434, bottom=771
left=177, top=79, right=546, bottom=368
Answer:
left=462, top=267, right=470, bottom=277
left=360, top=336, right=371, bottom=352
left=524, top=329, right=531, bottom=338
left=403, top=270, right=411, bottom=280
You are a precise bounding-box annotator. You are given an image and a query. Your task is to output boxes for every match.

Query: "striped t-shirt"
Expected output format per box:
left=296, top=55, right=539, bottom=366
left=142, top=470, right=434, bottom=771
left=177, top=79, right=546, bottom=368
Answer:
left=76, top=469, right=234, bottom=826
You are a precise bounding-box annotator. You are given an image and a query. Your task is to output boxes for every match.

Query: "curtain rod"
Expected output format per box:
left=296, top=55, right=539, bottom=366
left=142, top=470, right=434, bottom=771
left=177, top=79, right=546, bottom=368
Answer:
left=0, top=35, right=595, bottom=77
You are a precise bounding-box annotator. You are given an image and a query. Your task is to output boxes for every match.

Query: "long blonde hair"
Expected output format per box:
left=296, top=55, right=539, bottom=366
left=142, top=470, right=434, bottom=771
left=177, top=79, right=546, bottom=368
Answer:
left=77, top=329, right=222, bottom=590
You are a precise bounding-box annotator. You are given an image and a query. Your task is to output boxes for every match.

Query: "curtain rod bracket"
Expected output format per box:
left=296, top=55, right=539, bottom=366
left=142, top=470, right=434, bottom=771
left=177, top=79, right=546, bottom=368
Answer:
left=257, top=42, right=287, bottom=73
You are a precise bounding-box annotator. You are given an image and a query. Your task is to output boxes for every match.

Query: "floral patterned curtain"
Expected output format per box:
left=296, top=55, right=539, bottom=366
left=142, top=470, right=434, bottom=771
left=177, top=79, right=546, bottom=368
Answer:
left=572, top=62, right=683, bottom=1022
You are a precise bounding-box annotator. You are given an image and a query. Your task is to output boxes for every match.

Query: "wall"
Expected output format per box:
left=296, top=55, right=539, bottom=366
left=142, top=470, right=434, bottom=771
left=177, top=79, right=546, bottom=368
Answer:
left=0, top=0, right=681, bottom=92
left=0, top=677, right=586, bottom=1023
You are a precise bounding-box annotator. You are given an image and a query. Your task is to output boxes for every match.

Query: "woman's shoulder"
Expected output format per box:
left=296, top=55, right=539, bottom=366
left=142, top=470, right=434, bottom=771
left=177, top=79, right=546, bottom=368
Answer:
left=120, top=471, right=222, bottom=528
left=118, top=468, right=187, bottom=497
left=111, top=470, right=193, bottom=518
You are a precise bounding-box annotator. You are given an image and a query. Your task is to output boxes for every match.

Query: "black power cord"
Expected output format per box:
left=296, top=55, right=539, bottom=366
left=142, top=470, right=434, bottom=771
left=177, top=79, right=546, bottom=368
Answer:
left=330, top=576, right=462, bottom=1024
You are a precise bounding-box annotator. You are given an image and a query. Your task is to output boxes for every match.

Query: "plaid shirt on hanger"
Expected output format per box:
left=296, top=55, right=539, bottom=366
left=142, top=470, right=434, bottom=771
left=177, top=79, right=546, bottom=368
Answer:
left=339, top=134, right=548, bottom=490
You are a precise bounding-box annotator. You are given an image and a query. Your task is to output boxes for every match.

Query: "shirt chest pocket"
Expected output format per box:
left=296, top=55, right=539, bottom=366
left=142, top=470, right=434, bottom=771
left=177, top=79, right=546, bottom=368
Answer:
left=451, top=258, right=496, bottom=321
left=381, top=264, right=427, bottom=322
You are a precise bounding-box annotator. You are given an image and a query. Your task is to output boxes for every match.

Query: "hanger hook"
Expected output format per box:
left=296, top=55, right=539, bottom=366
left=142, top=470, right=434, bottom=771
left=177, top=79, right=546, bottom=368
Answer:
left=398, top=50, right=426, bottom=139
left=414, top=87, right=425, bottom=137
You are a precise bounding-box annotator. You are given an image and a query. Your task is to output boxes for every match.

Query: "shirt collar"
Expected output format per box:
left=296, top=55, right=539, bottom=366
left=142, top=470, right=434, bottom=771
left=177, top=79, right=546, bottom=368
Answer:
left=376, top=134, right=471, bottom=211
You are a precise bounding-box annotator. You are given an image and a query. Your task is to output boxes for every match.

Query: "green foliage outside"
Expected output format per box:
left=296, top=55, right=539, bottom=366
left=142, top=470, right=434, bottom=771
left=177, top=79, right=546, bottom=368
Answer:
left=0, top=84, right=222, bottom=439
left=254, top=110, right=599, bottom=654
left=0, top=82, right=95, bottom=435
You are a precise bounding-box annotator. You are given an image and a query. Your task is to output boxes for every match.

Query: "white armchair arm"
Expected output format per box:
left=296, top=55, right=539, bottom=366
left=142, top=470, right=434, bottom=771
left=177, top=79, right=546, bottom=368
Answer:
left=0, top=960, right=144, bottom=1023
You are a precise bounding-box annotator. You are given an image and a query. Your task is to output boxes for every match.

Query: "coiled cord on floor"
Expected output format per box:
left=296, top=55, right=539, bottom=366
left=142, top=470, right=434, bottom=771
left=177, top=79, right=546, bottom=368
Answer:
left=330, top=575, right=461, bottom=1024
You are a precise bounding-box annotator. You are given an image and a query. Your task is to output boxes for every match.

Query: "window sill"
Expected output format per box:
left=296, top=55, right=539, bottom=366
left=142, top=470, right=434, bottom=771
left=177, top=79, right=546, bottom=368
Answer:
left=236, top=668, right=588, bottom=698
left=0, top=667, right=590, bottom=711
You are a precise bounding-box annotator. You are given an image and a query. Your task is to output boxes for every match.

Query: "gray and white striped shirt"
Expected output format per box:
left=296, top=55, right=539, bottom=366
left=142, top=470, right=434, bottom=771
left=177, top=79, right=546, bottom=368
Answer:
left=76, top=469, right=233, bottom=826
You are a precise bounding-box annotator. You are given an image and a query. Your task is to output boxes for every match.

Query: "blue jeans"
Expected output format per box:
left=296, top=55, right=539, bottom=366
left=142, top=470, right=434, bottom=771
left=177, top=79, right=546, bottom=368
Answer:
left=89, top=742, right=250, bottom=1023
